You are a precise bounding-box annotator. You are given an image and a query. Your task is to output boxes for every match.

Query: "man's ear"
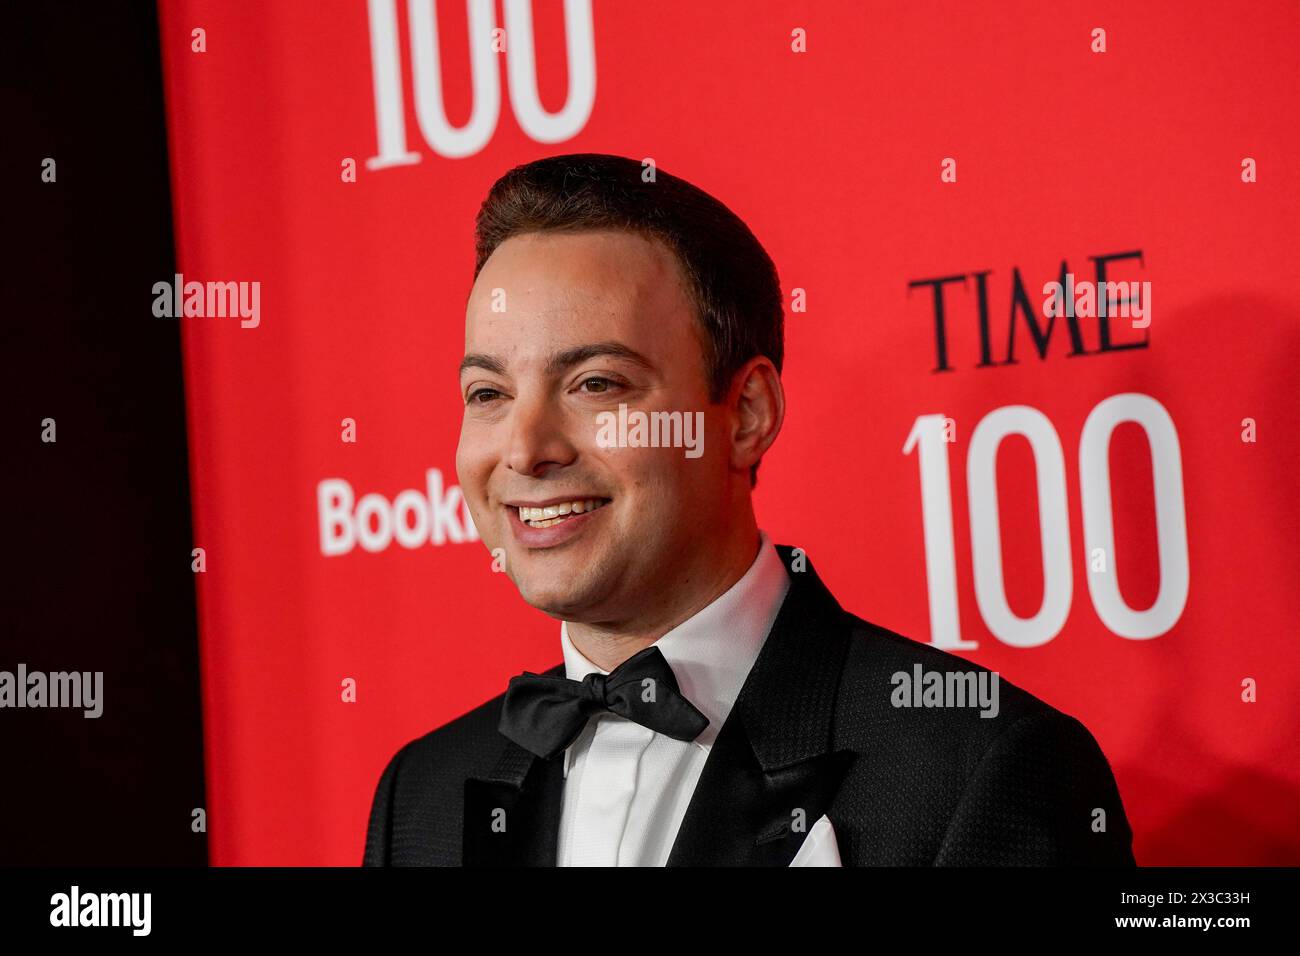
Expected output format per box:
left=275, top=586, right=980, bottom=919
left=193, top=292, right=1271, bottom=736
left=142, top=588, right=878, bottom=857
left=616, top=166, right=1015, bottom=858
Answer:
left=729, top=357, right=784, bottom=478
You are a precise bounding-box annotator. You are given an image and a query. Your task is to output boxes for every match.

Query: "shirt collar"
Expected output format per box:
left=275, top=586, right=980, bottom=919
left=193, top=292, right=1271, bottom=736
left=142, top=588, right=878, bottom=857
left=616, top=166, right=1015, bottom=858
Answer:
left=559, top=529, right=791, bottom=777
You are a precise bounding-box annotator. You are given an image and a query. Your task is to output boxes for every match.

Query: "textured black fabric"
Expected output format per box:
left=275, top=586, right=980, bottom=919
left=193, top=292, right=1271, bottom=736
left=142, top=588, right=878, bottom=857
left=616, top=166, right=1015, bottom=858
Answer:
left=363, top=545, right=1137, bottom=866
left=498, top=645, right=709, bottom=760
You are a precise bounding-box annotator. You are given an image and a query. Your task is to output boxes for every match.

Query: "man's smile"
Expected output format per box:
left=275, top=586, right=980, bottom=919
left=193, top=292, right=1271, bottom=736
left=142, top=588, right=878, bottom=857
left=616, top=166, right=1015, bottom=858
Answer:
left=506, top=496, right=613, bottom=529
left=503, top=495, right=614, bottom=548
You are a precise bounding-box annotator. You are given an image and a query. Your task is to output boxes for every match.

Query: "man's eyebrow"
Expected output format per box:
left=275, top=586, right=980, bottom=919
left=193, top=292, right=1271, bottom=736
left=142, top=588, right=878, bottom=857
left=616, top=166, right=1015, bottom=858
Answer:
left=544, top=342, right=655, bottom=377
left=458, top=353, right=506, bottom=377
left=457, top=342, right=655, bottom=378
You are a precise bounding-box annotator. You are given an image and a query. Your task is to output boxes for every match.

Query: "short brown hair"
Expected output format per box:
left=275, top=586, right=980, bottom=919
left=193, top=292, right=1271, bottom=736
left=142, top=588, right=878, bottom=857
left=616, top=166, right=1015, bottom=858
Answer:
left=472, top=153, right=784, bottom=486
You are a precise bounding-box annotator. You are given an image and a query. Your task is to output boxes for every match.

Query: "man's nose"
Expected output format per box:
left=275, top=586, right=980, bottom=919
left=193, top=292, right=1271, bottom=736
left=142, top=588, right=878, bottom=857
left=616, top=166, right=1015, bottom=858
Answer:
left=505, top=391, right=577, bottom=477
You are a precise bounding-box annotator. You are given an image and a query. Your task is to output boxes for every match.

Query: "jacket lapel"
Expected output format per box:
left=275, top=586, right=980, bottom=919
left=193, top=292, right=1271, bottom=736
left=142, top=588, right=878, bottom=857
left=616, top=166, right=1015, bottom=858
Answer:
left=666, top=545, right=857, bottom=866
left=462, top=664, right=566, bottom=867
left=463, top=544, right=857, bottom=867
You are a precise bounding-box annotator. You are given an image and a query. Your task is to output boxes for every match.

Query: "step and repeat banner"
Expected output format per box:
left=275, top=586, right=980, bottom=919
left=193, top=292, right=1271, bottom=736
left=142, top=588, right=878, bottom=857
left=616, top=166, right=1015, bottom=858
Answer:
left=157, top=0, right=1300, bottom=864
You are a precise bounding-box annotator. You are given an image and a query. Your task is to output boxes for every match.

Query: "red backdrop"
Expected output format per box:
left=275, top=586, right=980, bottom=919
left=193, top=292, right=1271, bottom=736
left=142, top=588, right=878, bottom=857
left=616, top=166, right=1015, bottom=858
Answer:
left=157, top=0, right=1300, bottom=865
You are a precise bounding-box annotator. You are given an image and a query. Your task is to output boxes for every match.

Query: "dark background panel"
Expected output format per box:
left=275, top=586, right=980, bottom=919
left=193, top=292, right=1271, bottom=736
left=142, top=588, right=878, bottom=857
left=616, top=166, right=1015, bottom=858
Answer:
left=3, top=1, right=206, bottom=864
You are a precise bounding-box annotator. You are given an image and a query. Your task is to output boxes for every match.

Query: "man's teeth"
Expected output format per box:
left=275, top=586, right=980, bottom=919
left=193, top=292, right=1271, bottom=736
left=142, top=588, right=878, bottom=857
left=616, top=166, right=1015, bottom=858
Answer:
left=518, top=498, right=609, bottom=528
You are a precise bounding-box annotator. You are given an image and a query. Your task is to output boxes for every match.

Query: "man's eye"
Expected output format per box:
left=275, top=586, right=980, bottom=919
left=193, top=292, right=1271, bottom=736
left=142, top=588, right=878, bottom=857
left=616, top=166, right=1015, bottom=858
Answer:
left=579, top=377, right=621, bottom=394
left=467, top=388, right=501, bottom=404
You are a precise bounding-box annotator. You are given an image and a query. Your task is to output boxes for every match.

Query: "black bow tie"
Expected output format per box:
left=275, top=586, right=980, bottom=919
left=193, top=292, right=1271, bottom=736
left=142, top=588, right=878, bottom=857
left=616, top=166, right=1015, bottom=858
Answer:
left=498, top=645, right=709, bottom=760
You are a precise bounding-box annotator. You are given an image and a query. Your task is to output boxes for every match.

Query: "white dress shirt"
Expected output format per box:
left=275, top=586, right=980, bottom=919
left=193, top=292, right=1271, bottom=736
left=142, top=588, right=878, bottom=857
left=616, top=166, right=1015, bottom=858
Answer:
left=555, top=529, right=791, bottom=866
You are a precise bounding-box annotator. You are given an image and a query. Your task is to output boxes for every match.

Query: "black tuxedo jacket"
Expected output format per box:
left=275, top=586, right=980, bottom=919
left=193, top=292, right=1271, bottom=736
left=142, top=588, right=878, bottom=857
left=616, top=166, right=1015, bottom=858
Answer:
left=363, top=545, right=1136, bottom=866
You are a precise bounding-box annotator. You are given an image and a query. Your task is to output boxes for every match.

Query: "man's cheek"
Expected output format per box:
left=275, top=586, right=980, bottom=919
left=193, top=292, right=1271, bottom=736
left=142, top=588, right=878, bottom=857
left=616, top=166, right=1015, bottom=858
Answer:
left=464, top=497, right=494, bottom=547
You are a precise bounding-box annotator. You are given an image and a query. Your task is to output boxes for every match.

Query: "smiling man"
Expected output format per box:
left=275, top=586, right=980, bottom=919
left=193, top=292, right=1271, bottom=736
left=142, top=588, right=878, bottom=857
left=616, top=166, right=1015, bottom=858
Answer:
left=362, top=153, right=1137, bottom=867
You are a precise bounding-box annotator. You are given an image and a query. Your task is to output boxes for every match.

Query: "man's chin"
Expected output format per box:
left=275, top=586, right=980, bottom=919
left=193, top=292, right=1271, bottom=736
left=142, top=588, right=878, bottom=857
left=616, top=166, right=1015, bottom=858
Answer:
left=514, top=586, right=590, bottom=620
left=509, top=567, right=602, bottom=619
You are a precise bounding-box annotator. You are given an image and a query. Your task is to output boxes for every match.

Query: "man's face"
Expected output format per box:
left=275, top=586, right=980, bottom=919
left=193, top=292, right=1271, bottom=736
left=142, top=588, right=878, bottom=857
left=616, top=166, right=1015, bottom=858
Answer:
left=456, top=229, right=729, bottom=624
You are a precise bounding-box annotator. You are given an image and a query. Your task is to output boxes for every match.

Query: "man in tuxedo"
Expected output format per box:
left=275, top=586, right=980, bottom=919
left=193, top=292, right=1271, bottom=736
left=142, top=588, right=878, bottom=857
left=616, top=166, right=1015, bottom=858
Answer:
left=363, top=153, right=1136, bottom=867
